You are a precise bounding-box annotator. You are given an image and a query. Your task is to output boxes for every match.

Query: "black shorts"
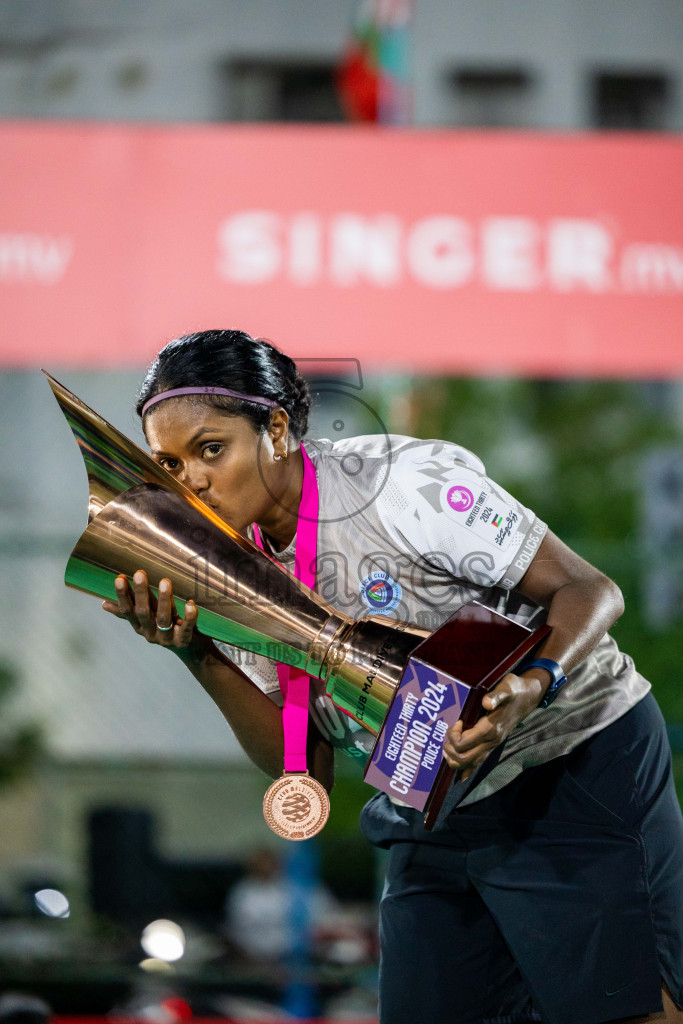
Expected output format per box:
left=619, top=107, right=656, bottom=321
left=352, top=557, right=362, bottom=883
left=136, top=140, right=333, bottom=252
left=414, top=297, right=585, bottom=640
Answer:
left=360, top=693, right=683, bottom=1024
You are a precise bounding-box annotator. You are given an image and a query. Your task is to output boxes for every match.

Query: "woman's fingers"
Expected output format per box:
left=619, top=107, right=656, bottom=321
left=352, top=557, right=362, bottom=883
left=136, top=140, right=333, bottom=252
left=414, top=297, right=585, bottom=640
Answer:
left=444, top=740, right=493, bottom=770
left=133, top=570, right=156, bottom=633
left=443, top=713, right=505, bottom=770
left=443, top=676, right=529, bottom=773
left=113, top=574, right=137, bottom=620
left=155, top=578, right=177, bottom=633
left=157, top=600, right=201, bottom=649
left=443, top=740, right=491, bottom=772
left=481, top=683, right=514, bottom=713
left=445, top=714, right=503, bottom=755
left=105, top=571, right=198, bottom=648
left=176, top=600, right=198, bottom=645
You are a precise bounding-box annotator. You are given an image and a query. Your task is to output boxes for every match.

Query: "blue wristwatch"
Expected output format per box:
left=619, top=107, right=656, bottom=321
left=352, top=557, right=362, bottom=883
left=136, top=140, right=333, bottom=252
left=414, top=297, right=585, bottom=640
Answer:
left=523, top=657, right=567, bottom=708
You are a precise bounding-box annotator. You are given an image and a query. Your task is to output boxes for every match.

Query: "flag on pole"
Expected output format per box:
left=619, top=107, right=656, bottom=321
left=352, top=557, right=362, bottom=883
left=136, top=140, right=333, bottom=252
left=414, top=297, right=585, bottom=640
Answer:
left=337, top=0, right=413, bottom=125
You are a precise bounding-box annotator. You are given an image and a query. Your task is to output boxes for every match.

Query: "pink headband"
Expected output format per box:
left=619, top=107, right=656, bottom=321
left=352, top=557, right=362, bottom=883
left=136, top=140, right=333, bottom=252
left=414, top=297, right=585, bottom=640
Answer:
left=141, top=386, right=279, bottom=418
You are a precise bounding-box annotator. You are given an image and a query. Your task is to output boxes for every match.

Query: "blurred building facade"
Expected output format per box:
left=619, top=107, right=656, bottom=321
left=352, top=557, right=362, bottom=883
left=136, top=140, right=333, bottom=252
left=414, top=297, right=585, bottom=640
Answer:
left=0, top=0, right=682, bottom=130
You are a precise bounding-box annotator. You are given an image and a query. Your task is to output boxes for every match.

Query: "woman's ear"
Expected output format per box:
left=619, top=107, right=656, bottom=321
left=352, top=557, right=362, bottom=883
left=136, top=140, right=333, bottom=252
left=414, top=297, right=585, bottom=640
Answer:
left=268, top=408, right=290, bottom=448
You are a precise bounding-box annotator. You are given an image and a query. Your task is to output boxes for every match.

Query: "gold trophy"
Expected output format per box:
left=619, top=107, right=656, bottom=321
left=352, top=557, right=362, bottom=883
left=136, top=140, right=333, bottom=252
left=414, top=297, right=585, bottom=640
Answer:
left=47, top=373, right=549, bottom=834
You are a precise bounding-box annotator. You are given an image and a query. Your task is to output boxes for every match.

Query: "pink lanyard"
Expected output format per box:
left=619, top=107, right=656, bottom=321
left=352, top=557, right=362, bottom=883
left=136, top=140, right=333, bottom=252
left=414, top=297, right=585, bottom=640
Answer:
left=252, top=446, right=318, bottom=773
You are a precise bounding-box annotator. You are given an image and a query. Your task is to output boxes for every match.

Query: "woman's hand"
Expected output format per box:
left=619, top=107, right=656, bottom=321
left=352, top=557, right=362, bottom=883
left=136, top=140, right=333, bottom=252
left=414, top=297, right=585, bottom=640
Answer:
left=443, top=528, right=626, bottom=784
left=102, top=570, right=200, bottom=649
left=443, top=671, right=544, bottom=781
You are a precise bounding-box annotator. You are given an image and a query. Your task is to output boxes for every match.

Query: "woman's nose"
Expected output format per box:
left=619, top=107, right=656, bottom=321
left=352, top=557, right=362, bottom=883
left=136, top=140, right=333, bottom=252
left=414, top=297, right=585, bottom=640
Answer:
left=179, top=463, right=210, bottom=495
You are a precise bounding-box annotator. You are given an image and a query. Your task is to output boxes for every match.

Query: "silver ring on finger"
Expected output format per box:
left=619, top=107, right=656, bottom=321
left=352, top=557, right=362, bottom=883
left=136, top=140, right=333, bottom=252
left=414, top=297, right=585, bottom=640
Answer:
left=157, top=623, right=174, bottom=632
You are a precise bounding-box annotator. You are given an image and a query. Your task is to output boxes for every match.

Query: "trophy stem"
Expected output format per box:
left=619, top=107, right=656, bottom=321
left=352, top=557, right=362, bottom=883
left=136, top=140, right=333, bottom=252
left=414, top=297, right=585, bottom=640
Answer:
left=320, top=618, right=428, bottom=735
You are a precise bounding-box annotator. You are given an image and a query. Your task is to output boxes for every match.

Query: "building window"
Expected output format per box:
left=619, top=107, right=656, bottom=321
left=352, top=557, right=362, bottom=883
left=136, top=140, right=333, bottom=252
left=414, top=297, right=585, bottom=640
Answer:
left=224, top=59, right=344, bottom=122
left=592, top=72, right=670, bottom=130
left=448, top=68, right=534, bottom=128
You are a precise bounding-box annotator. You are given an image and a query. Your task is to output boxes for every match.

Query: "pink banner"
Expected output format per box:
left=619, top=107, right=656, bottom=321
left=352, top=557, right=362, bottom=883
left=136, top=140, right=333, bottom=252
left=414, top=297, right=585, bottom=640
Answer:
left=1, top=122, right=682, bottom=376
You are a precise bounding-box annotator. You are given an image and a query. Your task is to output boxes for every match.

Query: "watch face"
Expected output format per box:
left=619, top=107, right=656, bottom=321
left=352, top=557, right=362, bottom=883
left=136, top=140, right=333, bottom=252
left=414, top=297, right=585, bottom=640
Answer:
left=539, top=676, right=566, bottom=708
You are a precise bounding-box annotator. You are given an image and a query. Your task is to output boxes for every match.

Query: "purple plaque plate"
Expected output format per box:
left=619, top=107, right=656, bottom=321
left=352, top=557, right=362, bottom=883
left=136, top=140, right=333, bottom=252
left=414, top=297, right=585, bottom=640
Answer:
left=363, top=658, right=471, bottom=810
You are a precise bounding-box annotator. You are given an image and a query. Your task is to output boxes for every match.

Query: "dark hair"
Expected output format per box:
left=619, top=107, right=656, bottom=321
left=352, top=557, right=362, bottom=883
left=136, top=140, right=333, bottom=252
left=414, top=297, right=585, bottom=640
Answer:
left=136, top=329, right=310, bottom=439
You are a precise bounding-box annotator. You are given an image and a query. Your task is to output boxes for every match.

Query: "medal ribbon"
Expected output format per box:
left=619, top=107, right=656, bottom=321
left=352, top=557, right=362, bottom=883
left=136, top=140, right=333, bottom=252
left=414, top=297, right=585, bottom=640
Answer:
left=253, top=446, right=318, bottom=774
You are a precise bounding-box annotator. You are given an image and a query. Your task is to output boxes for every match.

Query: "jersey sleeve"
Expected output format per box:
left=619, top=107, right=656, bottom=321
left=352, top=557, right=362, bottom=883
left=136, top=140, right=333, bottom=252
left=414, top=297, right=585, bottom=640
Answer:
left=375, top=439, right=547, bottom=590
left=214, top=642, right=284, bottom=702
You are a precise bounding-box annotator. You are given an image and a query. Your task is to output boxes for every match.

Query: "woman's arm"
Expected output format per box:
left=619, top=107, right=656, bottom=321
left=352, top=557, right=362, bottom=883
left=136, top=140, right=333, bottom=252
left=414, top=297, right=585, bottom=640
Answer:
left=443, top=529, right=625, bottom=777
left=174, top=637, right=335, bottom=790
left=512, top=527, right=625, bottom=675
left=102, top=571, right=334, bottom=792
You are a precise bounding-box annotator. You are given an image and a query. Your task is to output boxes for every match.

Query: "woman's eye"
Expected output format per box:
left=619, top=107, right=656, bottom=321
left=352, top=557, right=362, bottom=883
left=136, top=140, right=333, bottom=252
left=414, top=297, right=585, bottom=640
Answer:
left=202, top=443, right=223, bottom=459
left=159, top=458, right=179, bottom=471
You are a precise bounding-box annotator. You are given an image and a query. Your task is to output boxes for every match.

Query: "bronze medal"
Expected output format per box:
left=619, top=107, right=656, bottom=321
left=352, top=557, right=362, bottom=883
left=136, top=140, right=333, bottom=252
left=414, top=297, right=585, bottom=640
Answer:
left=263, top=773, right=330, bottom=841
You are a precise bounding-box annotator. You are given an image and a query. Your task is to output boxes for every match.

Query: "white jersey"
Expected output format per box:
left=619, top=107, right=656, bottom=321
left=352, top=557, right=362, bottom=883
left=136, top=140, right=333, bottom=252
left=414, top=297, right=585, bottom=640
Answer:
left=217, top=435, right=650, bottom=806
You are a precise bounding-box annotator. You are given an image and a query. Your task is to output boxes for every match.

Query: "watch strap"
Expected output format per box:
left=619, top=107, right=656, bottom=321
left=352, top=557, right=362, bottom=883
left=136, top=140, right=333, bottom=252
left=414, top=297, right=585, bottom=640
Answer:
left=523, top=657, right=567, bottom=708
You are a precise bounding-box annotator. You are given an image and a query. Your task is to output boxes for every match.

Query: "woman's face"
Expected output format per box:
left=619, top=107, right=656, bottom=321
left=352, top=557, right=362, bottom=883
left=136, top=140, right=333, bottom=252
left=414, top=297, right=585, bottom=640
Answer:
left=144, top=399, right=290, bottom=535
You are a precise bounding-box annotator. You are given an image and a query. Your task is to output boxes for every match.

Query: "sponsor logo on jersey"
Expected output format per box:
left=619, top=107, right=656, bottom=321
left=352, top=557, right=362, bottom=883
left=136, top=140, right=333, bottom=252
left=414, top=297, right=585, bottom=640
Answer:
left=441, top=482, right=521, bottom=553
left=446, top=485, right=474, bottom=512
left=360, top=571, right=402, bottom=615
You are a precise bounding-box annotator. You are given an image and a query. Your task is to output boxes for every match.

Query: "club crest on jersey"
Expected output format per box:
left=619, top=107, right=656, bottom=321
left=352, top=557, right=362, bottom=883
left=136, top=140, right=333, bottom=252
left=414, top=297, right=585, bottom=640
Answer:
left=360, top=571, right=402, bottom=615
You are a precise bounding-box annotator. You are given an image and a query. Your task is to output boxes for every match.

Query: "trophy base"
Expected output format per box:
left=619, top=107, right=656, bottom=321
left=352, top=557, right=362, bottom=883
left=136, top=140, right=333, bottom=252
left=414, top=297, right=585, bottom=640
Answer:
left=363, top=602, right=550, bottom=820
